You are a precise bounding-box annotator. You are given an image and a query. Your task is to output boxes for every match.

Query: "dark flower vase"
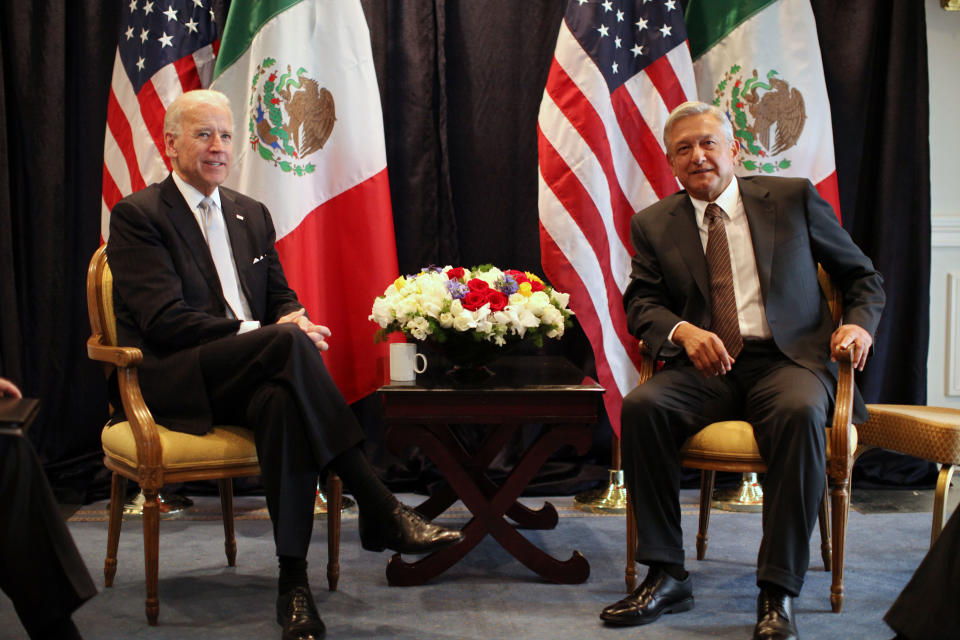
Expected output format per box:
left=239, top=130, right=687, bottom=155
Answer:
left=423, top=333, right=521, bottom=384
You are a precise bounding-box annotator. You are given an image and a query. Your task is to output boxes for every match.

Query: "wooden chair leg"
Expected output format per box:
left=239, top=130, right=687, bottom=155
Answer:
left=104, top=473, right=127, bottom=587
left=218, top=478, right=237, bottom=567
left=818, top=483, right=832, bottom=570
left=326, top=473, right=342, bottom=592
left=142, top=487, right=161, bottom=625
left=932, top=463, right=955, bottom=547
left=696, top=470, right=715, bottom=561
left=625, top=489, right=637, bottom=593
left=829, top=478, right=849, bottom=613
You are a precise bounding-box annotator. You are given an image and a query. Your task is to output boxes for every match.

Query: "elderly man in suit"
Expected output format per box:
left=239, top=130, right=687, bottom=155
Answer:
left=107, top=89, right=460, bottom=640
left=599, top=102, right=884, bottom=640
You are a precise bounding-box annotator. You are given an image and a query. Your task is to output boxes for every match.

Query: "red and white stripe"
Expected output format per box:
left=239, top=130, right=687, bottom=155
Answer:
left=538, top=21, right=696, bottom=436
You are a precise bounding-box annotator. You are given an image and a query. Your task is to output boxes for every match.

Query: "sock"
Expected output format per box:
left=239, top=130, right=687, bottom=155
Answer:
left=652, top=561, right=688, bottom=581
left=278, top=555, right=309, bottom=594
left=326, top=446, right=396, bottom=515
left=759, top=580, right=796, bottom=598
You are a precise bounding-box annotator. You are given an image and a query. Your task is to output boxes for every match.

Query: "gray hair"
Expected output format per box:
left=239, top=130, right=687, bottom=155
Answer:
left=163, top=89, right=232, bottom=136
left=662, top=101, right=735, bottom=152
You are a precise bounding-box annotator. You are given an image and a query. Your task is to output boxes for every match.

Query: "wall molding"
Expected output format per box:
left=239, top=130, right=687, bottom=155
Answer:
left=949, top=272, right=960, bottom=396
left=933, top=215, right=960, bottom=247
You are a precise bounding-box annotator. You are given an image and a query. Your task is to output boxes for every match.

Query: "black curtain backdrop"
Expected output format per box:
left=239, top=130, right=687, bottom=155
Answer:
left=0, top=0, right=933, bottom=501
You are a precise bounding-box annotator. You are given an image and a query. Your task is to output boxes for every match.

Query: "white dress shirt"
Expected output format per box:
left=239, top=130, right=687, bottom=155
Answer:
left=170, top=172, right=260, bottom=334
left=669, top=176, right=772, bottom=344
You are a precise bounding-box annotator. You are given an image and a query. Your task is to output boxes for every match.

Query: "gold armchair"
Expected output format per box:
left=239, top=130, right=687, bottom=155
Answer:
left=85, top=244, right=342, bottom=625
left=625, top=266, right=856, bottom=613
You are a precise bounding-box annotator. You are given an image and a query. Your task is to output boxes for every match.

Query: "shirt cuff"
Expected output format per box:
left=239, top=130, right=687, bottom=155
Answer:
left=237, top=320, right=261, bottom=335
left=667, top=321, right=687, bottom=345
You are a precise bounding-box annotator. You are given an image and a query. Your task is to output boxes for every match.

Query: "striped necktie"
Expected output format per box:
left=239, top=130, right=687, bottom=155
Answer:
left=705, top=203, right=743, bottom=358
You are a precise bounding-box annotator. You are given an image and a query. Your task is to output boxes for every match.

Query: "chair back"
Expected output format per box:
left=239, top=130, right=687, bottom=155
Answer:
left=86, top=244, right=119, bottom=360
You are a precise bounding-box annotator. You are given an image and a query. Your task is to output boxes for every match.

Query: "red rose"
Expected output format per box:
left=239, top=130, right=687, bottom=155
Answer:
left=486, top=289, right=508, bottom=311
left=446, top=267, right=465, bottom=280
left=530, top=280, right=545, bottom=292
left=467, top=278, right=490, bottom=291
left=462, top=290, right=488, bottom=311
left=505, top=269, right=528, bottom=283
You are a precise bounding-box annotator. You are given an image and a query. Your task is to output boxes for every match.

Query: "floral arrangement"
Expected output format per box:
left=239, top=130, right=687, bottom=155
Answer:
left=369, top=265, right=574, bottom=355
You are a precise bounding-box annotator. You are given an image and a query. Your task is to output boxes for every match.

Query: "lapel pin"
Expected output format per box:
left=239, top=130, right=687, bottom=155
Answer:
left=235, top=214, right=245, bottom=221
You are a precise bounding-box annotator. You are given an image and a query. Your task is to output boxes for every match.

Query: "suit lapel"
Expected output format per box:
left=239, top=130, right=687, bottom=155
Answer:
left=160, top=177, right=224, bottom=298
left=669, top=195, right=710, bottom=301
left=739, top=177, right=776, bottom=304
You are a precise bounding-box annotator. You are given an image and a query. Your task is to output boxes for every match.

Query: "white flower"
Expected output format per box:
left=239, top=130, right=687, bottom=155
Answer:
left=369, top=296, right=394, bottom=328
left=541, top=305, right=564, bottom=338
left=405, top=316, right=431, bottom=340
left=525, top=291, right=551, bottom=316
left=438, top=312, right=455, bottom=329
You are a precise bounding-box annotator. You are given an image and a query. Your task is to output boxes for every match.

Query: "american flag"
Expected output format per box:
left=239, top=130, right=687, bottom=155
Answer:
left=101, top=0, right=219, bottom=238
left=538, top=0, right=696, bottom=436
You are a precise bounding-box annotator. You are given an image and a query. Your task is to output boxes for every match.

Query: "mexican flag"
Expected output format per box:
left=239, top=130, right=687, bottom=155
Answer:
left=211, top=0, right=398, bottom=402
left=686, top=0, right=841, bottom=218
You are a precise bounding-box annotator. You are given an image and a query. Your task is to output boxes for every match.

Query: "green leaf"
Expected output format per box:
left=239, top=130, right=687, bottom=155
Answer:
left=279, top=161, right=293, bottom=173
left=258, top=145, right=274, bottom=161
left=742, top=160, right=757, bottom=170
left=761, top=163, right=776, bottom=173
left=778, top=159, right=791, bottom=169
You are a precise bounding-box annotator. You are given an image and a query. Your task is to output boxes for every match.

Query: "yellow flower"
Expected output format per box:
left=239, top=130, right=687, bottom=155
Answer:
left=394, top=275, right=408, bottom=290
left=525, top=272, right=543, bottom=284
left=518, top=281, right=533, bottom=297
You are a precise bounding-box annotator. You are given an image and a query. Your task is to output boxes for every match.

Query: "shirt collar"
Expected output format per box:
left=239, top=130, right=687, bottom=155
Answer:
left=170, top=171, right=222, bottom=212
left=689, top=176, right=741, bottom=229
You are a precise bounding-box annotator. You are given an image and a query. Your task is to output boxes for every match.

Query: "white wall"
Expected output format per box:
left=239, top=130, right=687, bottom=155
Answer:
left=926, top=0, right=960, bottom=408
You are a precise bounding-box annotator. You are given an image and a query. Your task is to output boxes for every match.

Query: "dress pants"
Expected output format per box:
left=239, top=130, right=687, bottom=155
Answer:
left=621, top=341, right=829, bottom=596
left=0, top=435, right=96, bottom=637
left=885, top=504, right=960, bottom=640
left=197, top=323, right=364, bottom=558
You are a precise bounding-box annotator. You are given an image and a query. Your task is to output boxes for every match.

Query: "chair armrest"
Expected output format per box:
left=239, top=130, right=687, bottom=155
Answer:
left=87, top=336, right=143, bottom=367
left=828, top=345, right=856, bottom=482
left=87, top=337, right=164, bottom=477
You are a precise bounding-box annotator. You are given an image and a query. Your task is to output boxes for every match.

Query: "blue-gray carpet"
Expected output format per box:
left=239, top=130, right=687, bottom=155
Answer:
left=0, top=491, right=933, bottom=639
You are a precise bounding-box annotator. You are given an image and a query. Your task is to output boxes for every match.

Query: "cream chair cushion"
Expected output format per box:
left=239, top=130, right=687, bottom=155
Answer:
left=681, top=420, right=760, bottom=461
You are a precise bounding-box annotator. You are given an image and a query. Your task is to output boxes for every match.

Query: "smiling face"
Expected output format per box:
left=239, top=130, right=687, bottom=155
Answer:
left=164, top=97, right=233, bottom=196
left=667, top=112, right=740, bottom=202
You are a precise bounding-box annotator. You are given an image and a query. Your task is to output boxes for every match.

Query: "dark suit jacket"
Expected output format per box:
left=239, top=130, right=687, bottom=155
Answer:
left=107, top=175, right=303, bottom=434
left=623, top=176, right=885, bottom=422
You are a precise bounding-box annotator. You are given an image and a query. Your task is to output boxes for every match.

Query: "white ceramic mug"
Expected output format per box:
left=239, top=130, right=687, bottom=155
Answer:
left=389, top=343, right=427, bottom=381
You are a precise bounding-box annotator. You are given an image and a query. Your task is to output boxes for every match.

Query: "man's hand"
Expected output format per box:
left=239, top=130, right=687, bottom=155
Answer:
left=830, top=323, right=872, bottom=371
left=0, top=377, right=22, bottom=398
left=672, top=322, right=735, bottom=377
left=277, top=308, right=332, bottom=352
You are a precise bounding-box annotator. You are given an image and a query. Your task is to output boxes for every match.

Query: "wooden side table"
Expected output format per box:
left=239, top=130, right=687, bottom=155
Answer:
left=378, top=355, right=604, bottom=586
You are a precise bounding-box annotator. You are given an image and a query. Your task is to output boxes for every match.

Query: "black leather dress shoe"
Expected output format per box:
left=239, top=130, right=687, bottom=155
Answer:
left=753, top=588, right=798, bottom=640
left=277, top=585, right=325, bottom=640
left=359, top=502, right=463, bottom=554
left=599, top=568, right=694, bottom=626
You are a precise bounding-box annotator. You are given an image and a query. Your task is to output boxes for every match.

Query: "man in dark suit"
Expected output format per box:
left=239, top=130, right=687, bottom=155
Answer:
left=0, top=377, right=95, bottom=639
left=107, top=90, right=460, bottom=640
left=599, top=102, right=885, bottom=640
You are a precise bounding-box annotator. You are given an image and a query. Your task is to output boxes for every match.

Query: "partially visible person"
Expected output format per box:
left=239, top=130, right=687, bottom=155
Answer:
left=0, top=377, right=96, bottom=639
left=885, top=504, right=960, bottom=640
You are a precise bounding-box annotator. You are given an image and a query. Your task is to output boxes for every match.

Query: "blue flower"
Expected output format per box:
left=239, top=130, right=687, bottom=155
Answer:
left=445, top=279, right=469, bottom=299
left=495, top=274, right=519, bottom=296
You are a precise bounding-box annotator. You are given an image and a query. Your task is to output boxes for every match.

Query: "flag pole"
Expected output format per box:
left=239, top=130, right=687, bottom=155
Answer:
left=573, top=433, right=628, bottom=513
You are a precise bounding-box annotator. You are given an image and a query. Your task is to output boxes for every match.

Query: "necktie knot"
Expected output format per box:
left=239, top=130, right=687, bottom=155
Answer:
left=705, top=203, right=723, bottom=225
